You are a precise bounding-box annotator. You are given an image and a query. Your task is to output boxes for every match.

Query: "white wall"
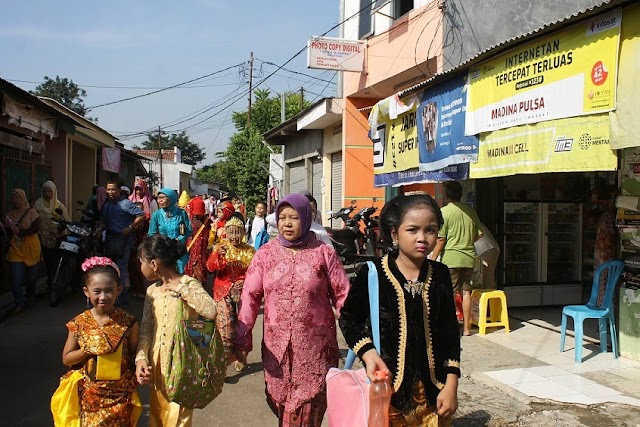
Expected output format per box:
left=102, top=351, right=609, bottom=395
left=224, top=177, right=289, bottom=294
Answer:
left=146, top=159, right=193, bottom=194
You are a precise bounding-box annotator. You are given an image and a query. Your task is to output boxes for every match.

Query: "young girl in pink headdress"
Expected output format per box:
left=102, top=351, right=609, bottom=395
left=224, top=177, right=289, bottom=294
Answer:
left=56, top=256, right=141, bottom=426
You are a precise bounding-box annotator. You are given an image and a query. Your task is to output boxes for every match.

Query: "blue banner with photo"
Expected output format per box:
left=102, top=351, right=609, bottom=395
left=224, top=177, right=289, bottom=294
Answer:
left=373, top=163, right=469, bottom=187
left=418, top=75, right=478, bottom=172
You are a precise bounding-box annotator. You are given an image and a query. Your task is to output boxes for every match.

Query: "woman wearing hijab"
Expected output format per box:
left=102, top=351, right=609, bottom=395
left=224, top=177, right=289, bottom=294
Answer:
left=3, top=189, right=42, bottom=313
left=34, top=181, right=70, bottom=290
left=235, top=194, right=351, bottom=426
left=148, top=188, right=191, bottom=274
left=128, top=179, right=157, bottom=297
left=129, top=178, right=158, bottom=220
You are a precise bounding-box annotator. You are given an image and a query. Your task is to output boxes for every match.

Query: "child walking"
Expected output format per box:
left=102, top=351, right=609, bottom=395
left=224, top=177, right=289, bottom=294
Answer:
left=206, top=212, right=255, bottom=372
left=339, top=193, right=461, bottom=426
left=135, top=234, right=216, bottom=426
left=59, top=256, right=141, bottom=426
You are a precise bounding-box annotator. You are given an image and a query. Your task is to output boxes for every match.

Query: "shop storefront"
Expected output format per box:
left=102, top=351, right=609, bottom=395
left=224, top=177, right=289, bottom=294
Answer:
left=367, top=6, right=638, bottom=311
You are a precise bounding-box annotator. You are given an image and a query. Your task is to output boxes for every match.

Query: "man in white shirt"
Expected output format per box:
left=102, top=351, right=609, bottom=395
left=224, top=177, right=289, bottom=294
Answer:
left=247, top=201, right=267, bottom=245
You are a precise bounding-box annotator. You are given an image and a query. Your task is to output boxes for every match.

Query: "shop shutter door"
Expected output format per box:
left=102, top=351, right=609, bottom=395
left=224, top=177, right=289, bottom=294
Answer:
left=288, top=160, right=306, bottom=194
left=331, top=152, right=343, bottom=228
left=312, top=157, right=323, bottom=202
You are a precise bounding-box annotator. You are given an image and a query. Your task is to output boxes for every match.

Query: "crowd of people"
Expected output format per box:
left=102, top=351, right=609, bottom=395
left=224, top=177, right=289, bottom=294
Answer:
left=2, top=177, right=494, bottom=426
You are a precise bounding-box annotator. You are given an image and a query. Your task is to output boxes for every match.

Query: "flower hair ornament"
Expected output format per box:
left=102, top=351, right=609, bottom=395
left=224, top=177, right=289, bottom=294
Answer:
left=81, top=256, right=121, bottom=277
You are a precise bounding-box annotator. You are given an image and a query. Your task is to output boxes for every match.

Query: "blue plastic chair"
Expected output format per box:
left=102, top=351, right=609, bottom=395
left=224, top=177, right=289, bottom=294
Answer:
left=560, top=260, right=624, bottom=363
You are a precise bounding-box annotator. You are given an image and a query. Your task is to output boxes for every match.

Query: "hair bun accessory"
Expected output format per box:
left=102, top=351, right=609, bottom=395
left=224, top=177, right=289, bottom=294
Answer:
left=81, top=256, right=121, bottom=277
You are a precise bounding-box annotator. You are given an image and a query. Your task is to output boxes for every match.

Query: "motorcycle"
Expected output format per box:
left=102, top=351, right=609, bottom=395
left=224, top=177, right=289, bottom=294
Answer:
left=49, top=207, right=98, bottom=306
left=325, top=199, right=382, bottom=264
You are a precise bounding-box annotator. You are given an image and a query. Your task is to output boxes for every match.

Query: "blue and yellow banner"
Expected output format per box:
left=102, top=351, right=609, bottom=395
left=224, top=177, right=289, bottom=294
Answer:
left=417, top=75, right=478, bottom=172
left=372, top=105, right=420, bottom=175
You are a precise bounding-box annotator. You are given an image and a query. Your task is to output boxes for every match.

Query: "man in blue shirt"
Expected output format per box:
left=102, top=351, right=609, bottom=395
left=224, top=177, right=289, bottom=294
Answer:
left=98, top=178, right=145, bottom=305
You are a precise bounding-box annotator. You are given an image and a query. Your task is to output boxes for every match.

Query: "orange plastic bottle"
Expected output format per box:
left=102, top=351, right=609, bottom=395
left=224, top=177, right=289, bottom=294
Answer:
left=368, top=370, right=392, bottom=427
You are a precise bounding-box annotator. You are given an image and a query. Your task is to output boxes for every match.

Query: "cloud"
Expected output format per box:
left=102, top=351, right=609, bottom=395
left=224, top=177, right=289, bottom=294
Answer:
left=0, top=25, right=156, bottom=49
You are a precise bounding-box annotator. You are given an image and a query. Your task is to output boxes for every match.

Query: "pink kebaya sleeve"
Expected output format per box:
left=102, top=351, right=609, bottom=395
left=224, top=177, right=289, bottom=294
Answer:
left=235, top=250, right=265, bottom=353
left=324, top=246, right=351, bottom=316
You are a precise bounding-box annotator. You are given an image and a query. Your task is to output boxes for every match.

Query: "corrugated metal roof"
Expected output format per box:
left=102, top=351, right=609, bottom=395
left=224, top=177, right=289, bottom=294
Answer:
left=398, top=0, right=627, bottom=98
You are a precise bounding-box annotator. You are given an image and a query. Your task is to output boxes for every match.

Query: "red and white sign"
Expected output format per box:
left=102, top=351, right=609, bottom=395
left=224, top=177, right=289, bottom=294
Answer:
left=307, top=37, right=365, bottom=72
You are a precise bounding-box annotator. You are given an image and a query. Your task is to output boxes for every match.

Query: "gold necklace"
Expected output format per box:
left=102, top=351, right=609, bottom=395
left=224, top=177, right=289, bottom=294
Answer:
left=403, top=279, right=425, bottom=298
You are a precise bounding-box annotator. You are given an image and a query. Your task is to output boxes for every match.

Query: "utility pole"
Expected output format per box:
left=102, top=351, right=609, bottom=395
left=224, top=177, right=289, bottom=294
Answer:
left=247, top=52, right=254, bottom=128
left=158, top=125, right=163, bottom=188
left=281, top=93, right=286, bottom=123
left=299, top=87, right=304, bottom=113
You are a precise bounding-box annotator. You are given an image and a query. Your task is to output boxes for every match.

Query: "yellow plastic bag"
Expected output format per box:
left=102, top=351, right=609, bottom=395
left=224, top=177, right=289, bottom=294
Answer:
left=96, top=342, right=123, bottom=380
left=51, top=370, right=83, bottom=427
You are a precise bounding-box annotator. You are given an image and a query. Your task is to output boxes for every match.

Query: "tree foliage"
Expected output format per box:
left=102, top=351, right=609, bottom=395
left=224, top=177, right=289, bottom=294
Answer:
left=231, top=88, right=311, bottom=134
left=197, top=89, right=312, bottom=210
left=32, top=75, right=93, bottom=119
left=196, top=155, right=229, bottom=185
left=133, top=131, right=205, bottom=166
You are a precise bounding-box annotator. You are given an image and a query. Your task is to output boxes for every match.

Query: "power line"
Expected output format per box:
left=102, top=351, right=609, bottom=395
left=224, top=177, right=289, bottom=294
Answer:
left=86, top=63, right=243, bottom=110
left=255, top=59, right=337, bottom=85
left=4, top=71, right=241, bottom=90
left=106, top=3, right=373, bottom=138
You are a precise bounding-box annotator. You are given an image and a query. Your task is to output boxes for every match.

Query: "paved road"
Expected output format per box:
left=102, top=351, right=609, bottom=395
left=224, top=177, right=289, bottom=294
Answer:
left=3, top=288, right=640, bottom=426
left=0, top=289, right=299, bottom=426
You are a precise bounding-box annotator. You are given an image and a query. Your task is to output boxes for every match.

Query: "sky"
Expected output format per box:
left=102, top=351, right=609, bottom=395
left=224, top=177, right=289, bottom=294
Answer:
left=0, top=0, right=340, bottom=166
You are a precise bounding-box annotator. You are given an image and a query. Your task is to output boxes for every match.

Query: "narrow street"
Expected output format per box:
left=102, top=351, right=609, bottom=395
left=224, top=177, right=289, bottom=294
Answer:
left=2, top=287, right=640, bottom=426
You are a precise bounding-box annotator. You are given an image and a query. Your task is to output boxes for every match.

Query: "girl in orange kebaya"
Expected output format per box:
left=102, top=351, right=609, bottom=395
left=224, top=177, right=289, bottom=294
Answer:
left=206, top=212, right=254, bottom=371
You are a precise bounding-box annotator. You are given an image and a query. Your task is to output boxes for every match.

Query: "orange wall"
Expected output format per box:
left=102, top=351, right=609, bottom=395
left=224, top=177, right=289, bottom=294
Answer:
left=401, top=182, right=436, bottom=196
left=342, top=4, right=445, bottom=205
left=343, top=97, right=384, bottom=207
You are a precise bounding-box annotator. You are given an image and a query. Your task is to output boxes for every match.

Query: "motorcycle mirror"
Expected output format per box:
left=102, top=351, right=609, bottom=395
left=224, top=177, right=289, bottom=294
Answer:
left=372, top=197, right=378, bottom=203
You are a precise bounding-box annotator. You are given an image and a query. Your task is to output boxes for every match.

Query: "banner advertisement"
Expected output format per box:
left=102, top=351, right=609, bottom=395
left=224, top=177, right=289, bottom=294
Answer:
left=374, top=163, right=469, bottom=187
left=373, top=106, right=420, bottom=175
left=466, top=8, right=621, bottom=135
left=610, top=4, right=640, bottom=149
left=417, top=76, right=478, bottom=172
left=469, top=114, right=617, bottom=179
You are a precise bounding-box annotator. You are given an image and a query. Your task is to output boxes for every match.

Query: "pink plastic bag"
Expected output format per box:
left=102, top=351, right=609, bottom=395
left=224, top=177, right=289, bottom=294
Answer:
left=326, top=367, right=370, bottom=427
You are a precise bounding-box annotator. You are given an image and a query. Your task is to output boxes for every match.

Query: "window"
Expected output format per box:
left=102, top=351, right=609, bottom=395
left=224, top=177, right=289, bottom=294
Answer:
left=358, top=0, right=374, bottom=39
left=395, top=0, right=414, bottom=18
left=372, top=0, right=392, bottom=13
